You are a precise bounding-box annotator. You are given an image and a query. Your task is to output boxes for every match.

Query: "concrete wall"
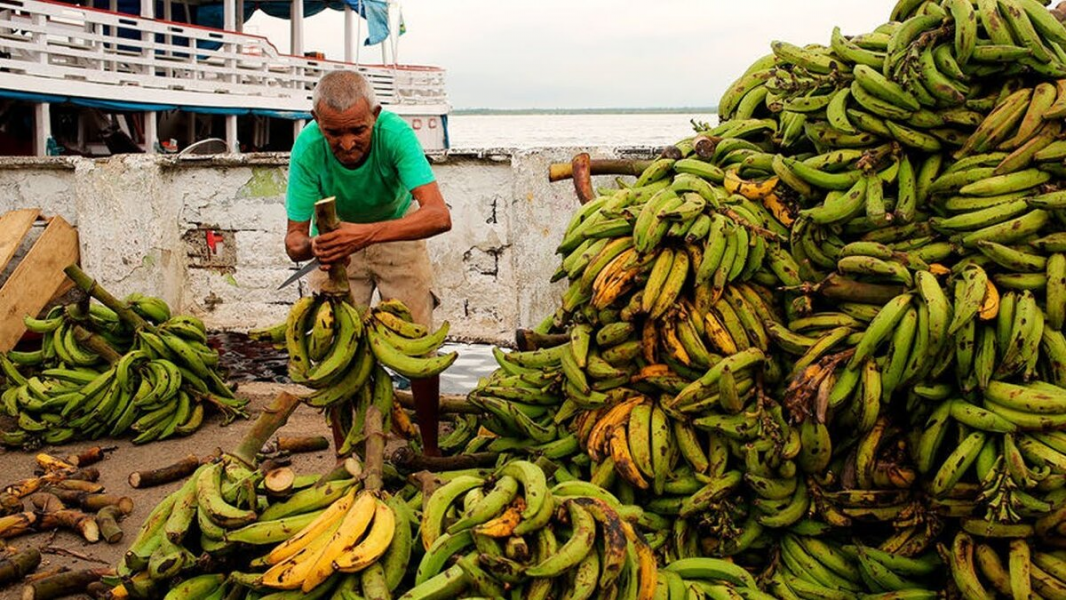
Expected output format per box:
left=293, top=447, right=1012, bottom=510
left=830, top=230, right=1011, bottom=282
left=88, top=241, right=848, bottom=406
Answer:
left=0, top=149, right=652, bottom=345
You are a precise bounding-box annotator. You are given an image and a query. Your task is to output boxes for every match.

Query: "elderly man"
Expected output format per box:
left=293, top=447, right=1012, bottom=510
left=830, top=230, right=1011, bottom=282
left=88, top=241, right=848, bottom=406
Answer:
left=285, top=70, right=451, bottom=456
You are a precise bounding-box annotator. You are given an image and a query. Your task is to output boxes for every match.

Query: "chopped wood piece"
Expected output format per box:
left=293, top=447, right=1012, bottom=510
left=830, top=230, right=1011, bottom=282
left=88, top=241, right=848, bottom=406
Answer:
left=127, top=455, right=199, bottom=489
left=0, top=548, right=41, bottom=586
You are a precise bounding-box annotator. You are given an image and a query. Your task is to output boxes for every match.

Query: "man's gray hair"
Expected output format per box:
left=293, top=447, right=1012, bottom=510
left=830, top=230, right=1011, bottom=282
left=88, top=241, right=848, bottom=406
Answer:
left=312, top=70, right=379, bottom=113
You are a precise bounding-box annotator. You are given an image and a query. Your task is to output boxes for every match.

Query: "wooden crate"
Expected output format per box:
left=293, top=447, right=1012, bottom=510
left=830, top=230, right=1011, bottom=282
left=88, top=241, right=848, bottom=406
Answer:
left=0, top=210, right=79, bottom=352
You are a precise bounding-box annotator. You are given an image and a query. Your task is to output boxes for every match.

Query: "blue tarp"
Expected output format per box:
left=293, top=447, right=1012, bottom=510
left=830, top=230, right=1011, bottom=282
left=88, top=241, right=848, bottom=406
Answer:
left=0, top=89, right=312, bottom=119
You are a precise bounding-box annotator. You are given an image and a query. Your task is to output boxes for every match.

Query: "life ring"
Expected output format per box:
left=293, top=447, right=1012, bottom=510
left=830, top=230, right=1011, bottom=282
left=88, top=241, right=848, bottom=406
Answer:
left=412, top=118, right=422, bottom=130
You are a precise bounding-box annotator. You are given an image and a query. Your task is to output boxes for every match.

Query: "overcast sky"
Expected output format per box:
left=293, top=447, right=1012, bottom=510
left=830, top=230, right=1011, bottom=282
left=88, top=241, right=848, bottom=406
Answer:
left=246, top=1, right=899, bottom=110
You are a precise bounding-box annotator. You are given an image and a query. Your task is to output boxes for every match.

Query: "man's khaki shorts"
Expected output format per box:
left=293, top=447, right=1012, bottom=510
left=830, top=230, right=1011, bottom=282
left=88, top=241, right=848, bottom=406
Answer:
left=309, top=210, right=438, bottom=328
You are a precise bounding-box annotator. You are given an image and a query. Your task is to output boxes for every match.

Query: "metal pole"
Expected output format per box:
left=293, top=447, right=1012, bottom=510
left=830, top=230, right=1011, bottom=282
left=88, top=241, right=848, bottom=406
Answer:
left=141, top=0, right=153, bottom=67
left=223, top=0, right=235, bottom=31
left=144, top=112, right=157, bottom=154
left=226, top=115, right=238, bottom=153
left=344, top=3, right=353, bottom=63
left=356, top=0, right=362, bottom=64
left=34, top=103, right=50, bottom=157
left=291, top=0, right=304, bottom=56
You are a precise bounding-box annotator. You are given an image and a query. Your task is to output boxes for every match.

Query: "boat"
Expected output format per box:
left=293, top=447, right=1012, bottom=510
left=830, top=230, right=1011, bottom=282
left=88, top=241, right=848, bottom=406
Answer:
left=0, top=0, right=450, bottom=156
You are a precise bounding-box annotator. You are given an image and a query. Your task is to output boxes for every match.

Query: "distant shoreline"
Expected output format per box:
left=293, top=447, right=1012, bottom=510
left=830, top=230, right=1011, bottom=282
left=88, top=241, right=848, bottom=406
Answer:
left=452, top=107, right=718, bottom=116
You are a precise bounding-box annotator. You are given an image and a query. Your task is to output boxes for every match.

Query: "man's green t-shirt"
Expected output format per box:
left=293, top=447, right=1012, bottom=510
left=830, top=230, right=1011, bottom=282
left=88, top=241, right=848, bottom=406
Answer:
left=286, top=110, right=435, bottom=234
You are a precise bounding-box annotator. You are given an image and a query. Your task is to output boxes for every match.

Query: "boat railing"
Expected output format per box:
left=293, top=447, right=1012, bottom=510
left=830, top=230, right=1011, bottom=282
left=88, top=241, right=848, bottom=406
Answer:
left=0, top=0, right=447, bottom=110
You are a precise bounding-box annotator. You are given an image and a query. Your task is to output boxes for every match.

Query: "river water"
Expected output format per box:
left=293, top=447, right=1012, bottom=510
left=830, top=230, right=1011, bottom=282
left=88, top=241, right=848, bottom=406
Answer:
left=447, top=112, right=719, bottom=149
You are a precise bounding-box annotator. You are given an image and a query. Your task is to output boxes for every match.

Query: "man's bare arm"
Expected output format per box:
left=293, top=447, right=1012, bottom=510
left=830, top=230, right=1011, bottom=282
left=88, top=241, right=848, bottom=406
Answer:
left=312, top=181, right=452, bottom=265
left=285, top=219, right=314, bottom=262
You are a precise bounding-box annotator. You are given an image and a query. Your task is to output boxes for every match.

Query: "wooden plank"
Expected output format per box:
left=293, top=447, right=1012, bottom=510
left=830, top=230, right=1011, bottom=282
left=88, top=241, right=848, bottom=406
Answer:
left=0, top=209, right=41, bottom=275
left=0, top=216, right=79, bottom=352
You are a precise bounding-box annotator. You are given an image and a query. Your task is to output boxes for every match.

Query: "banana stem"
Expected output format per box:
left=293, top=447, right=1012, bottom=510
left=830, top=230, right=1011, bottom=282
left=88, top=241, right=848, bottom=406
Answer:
left=71, top=326, right=122, bottom=365
left=65, top=446, right=113, bottom=468
left=21, top=568, right=111, bottom=600
left=62, top=265, right=149, bottom=331
left=36, top=509, right=100, bottom=543
left=394, top=390, right=481, bottom=415
left=127, top=454, right=201, bottom=489
left=0, top=512, right=35, bottom=539
left=0, top=548, right=40, bottom=586
left=515, top=329, right=569, bottom=351
left=718, top=208, right=788, bottom=242
left=548, top=159, right=654, bottom=182
left=570, top=153, right=595, bottom=204
left=232, top=391, right=303, bottom=467
left=0, top=494, right=22, bottom=517
left=390, top=447, right=500, bottom=473
left=95, top=506, right=124, bottom=544
left=364, top=405, right=385, bottom=493
left=274, top=435, right=330, bottom=454
left=313, top=197, right=351, bottom=297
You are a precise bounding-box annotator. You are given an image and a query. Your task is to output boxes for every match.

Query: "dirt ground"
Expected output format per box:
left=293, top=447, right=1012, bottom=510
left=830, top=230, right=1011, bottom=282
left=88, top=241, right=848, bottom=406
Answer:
left=0, top=381, right=362, bottom=600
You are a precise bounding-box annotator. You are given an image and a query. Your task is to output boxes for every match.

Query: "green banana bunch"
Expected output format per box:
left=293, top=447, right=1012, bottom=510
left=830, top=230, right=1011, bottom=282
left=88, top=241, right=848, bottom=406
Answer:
left=1, top=291, right=244, bottom=447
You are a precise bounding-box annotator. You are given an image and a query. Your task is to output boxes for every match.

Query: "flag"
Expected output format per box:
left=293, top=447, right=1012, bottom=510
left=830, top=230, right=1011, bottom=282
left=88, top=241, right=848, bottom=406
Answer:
left=352, top=0, right=390, bottom=46
left=398, top=6, right=406, bottom=36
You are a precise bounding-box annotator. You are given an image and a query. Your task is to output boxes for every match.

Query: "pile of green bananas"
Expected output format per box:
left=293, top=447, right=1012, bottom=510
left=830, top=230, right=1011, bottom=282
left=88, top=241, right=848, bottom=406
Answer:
left=0, top=294, right=245, bottom=447
left=250, top=296, right=455, bottom=452
left=407, top=458, right=774, bottom=600
left=422, top=0, right=1066, bottom=597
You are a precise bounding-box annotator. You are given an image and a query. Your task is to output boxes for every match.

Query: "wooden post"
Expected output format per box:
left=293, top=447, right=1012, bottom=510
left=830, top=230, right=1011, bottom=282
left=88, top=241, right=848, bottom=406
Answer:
left=313, top=197, right=351, bottom=296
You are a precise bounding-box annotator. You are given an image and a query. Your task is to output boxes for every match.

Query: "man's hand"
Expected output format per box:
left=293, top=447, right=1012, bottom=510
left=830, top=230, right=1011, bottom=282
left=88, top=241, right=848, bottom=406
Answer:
left=311, top=221, right=385, bottom=265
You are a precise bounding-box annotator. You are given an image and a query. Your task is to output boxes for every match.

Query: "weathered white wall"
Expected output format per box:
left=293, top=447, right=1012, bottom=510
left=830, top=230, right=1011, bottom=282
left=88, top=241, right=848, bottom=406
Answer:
left=0, top=149, right=651, bottom=345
